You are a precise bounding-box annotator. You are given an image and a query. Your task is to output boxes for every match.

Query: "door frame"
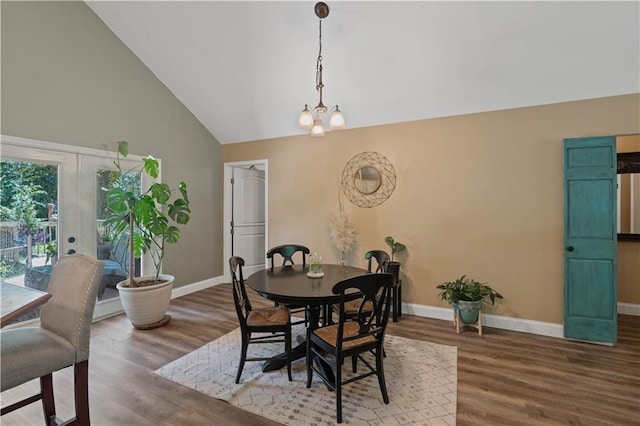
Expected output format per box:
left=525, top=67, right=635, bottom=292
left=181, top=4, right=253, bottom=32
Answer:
left=223, top=159, right=269, bottom=282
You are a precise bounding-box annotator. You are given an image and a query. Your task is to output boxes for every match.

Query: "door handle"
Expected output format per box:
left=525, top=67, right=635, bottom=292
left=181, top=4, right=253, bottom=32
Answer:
left=566, top=246, right=574, bottom=252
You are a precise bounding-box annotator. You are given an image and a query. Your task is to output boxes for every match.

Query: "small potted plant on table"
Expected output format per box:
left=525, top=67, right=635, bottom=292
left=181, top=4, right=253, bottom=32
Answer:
left=436, top=275, right=503, bottom=334
left=105, top=141, right=191, bottom=329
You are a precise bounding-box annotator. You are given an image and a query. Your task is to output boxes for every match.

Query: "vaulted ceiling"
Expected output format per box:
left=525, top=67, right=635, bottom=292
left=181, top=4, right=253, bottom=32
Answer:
left=86, top=1, right=639, bottom=144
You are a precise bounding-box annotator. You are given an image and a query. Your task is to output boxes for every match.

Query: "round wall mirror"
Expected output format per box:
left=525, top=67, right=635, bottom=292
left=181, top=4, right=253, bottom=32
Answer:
left=341, top=152, right=396, bottom=208
left=354, top=166, right=381, bottom=194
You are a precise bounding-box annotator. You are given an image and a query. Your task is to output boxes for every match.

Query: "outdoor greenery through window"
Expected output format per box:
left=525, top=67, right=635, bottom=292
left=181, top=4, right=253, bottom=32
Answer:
left=1, top=160, right=58, bottom=290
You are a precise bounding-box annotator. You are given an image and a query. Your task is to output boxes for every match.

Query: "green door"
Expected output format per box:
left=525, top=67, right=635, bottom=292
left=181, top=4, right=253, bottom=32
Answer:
left=563, top=137, right=617, bottom=344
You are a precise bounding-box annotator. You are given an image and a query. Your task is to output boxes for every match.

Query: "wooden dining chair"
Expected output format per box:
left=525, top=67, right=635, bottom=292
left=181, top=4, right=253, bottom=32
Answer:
left=1, top=253, right=104, bottom=426
left=229, top=256, right=292, bottom=383
left=306, top=272, right=394, bottom=424
left=266, top=244, right=310, bottom=270
left=266, top=244, right=311, bottom=325
left=365, top=250, right=390, bottom=274
left=328, top=250, right=390, bottom=325
left=366, top=249, right=402, bottom=322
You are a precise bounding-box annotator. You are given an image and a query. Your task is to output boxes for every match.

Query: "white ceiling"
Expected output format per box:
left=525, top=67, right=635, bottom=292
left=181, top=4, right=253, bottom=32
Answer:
left=86, top=1, right=639, bottom=145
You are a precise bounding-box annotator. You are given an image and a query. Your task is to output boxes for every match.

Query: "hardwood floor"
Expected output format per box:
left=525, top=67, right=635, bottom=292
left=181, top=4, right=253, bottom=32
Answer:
left=2, top=284, right=639, bottom=425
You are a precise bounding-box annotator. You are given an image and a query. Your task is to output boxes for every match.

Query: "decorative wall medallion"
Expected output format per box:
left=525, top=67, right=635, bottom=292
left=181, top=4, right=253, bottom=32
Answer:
left=341, top=152, right=396, bottom=208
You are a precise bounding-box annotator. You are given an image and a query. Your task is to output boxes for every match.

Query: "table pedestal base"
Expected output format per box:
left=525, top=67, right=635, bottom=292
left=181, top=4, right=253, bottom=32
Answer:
left=261, top=306, right=335, bottom=385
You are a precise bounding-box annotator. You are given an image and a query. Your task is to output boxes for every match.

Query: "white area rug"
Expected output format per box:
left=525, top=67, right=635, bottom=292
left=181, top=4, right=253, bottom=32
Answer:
left=154, top=326, right=457, bottom=425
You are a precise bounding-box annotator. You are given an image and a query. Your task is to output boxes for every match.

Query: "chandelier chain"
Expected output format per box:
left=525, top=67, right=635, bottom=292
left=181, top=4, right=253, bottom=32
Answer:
left=315, top=18, right=323, bottom=92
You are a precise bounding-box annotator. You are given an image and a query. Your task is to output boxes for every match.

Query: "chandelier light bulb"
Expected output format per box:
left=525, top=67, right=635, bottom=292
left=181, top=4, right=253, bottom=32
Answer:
left=298, top=105, right=314, bottom=130
left=329, top=106, right=345, bottom=130
left=311, top=119, right=325, bottom=137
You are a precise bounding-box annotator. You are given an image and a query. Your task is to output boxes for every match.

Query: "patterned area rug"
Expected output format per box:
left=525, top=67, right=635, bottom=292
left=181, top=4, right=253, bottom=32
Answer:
left=154, top=326, right=457, bottom=425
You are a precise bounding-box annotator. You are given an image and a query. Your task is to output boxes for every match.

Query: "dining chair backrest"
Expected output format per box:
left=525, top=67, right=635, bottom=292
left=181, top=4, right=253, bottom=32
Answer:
left=229, top=256, right=252, bottom=328
left=332, top=272, right=394, bottom=350
left=267, top=244, right=310, bottom=270
left=40, top=253, right=104, bottom=361
left=364, top=250, right=390, bottom=273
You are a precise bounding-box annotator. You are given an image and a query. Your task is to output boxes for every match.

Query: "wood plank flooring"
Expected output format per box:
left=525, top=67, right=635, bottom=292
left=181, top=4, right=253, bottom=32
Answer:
left=1, top=284, right=639, bottom=425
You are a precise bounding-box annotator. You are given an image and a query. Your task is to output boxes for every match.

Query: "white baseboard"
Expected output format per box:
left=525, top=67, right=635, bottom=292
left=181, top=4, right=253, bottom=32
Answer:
left=401, top=302, right=565, bottom=339
left=92, top=275, right=226, bottom=322
left=93, top=296, right=123, bottom=321
left=171, top=275, right=226, bottom=298
left=618, top=302, right=640, bottom=316
left=91, top=279, right=639, bottom=333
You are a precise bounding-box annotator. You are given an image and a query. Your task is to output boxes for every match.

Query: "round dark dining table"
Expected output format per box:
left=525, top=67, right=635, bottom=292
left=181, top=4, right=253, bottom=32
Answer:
left=247, top=263, right=368, bottom=372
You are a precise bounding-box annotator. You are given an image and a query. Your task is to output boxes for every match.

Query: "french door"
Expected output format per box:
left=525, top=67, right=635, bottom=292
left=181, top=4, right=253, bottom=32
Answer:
left=1, top=135, right=147, bottom=320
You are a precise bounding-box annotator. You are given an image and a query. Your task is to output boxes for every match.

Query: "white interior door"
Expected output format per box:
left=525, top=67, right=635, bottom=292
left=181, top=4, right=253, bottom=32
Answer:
left=231, top=166, right=266, bottom=277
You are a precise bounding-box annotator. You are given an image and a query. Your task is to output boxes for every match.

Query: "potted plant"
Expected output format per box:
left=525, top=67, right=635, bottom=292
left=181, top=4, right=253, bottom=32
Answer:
left=436, top=275, right=503, bottom=325
left=44, top=241, right=57, bottom=265
left=105, top=140, right=191, bottom=329
left=384, top=236, right=406, bottom=283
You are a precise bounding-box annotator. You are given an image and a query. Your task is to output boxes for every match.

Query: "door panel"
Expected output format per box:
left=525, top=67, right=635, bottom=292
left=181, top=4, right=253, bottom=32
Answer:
left=566, top=259, right=614, bottom=318
left=567, top=180, right=613, bottom=238
left=232, top=167, right=265, bottom=277
left=563, top=136, right=617, bottom=343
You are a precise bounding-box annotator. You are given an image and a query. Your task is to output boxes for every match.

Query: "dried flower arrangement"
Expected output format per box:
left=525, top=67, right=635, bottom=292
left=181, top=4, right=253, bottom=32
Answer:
left=329, top=206, right=356, bottom=265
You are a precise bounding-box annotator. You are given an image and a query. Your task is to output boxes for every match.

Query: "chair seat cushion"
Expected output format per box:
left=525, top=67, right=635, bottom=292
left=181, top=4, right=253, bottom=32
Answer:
left=313, top=321, right=376, bottom=349
left=1, top=327, right=77, bottom=392
left=247, top=306, right=290, bottom=326
left=333, top=299, right=374, bottom=314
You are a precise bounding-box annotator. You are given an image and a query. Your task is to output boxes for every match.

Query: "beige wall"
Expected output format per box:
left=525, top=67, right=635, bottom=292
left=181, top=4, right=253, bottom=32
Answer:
left=1, top=1, right=224, bottom=287
left=224, top=94, right=640, bottom=323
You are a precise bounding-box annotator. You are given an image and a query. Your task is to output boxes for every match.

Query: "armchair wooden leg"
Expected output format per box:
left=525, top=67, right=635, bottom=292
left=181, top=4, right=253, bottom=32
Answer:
left=40, top=373, right=56, bottom=425
left=74, top=360, right=90, bottom=426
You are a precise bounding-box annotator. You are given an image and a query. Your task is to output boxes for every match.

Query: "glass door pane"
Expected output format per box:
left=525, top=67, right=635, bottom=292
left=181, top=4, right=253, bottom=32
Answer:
left=95, top=167, right=141, bottom=301
left=0, top=159, right=58, bottom=290
left=80, top=154, right=148, bottom=320
left=1, top=142, right=76, bottom=325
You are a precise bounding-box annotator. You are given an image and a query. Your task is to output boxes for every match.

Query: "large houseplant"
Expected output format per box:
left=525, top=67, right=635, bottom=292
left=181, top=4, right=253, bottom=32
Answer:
left=105, top=141, right=190, bottom=329
left=436, top=275, right=503, bottom=325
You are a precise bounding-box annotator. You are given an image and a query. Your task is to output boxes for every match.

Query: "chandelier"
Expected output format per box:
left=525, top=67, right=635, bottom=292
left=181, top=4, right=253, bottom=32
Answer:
left=297, top=2, right=345, bottom=137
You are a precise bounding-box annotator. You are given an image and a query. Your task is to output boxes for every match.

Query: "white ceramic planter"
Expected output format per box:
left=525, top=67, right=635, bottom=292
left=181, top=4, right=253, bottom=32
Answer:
left=116, top=275, right=174, bottom=328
